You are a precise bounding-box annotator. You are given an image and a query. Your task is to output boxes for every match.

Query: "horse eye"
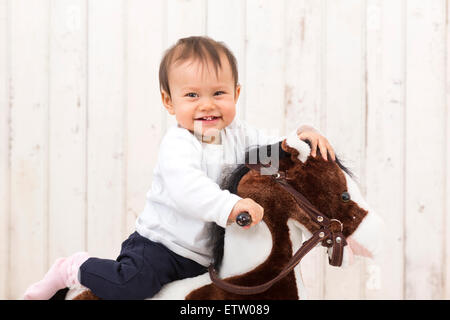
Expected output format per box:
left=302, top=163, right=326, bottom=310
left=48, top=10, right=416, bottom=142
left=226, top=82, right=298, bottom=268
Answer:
left=341, top=192, right=350, bottom=202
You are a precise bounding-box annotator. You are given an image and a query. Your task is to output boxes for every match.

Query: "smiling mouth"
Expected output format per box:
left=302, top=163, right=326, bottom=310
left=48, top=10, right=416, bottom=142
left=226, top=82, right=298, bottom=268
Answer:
left=195, top=116, right=221, bottom=121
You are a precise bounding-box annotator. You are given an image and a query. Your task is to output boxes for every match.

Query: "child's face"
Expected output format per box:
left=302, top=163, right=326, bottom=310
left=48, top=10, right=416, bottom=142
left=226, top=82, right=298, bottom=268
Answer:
left=161, top=53, right=240, bottom=142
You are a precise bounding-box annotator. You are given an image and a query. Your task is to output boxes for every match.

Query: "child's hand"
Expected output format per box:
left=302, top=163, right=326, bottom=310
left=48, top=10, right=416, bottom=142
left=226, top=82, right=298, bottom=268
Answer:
left=297, top=125, right=336, bottom=161
left=228, top=198, right=264, bottom=229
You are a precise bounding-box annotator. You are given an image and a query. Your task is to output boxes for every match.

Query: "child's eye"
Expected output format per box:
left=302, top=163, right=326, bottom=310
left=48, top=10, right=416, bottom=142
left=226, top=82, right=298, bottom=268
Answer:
left=185, top=92, right=198, bottom=98
left=214, top=91, right=225, bottom=96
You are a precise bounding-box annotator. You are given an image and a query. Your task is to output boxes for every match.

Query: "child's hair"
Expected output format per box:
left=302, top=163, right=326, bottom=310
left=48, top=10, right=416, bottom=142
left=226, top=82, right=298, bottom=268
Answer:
left=159, top=36, right=239, bottom=97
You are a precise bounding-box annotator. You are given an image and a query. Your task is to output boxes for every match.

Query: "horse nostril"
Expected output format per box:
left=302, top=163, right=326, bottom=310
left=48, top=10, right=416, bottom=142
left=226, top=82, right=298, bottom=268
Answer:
left=341, top=192, right=350, bottom=202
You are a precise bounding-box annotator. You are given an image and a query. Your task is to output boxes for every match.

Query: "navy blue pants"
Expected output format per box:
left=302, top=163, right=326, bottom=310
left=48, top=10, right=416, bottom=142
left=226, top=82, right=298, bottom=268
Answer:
left=79, top=232, right=207, bottom=300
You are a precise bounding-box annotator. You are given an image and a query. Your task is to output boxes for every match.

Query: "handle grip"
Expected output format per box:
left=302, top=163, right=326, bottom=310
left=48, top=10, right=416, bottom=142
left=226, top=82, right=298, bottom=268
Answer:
left=236, top=212, right=252, bottom=227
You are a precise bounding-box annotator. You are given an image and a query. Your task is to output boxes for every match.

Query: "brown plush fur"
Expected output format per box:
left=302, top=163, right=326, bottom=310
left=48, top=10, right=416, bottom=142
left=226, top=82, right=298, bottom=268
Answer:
left=279, top=140, right=368, bottom=237
left=73, top=139, right=368, bottom=300
left=72, top=290, right=101, bottom=300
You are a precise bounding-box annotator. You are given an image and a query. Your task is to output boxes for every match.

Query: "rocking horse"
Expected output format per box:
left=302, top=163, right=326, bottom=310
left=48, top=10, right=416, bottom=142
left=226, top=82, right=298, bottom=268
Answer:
left=64, top=132, right=383, bottom=300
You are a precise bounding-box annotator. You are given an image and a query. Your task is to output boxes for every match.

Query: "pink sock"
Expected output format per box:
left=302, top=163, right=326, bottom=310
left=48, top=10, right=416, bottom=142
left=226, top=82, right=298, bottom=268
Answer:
left=23, top=252, right=89, bottom=300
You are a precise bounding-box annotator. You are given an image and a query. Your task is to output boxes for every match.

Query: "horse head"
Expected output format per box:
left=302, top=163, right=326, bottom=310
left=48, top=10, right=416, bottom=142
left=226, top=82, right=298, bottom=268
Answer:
left=190, top=132, right=384, bottom=299
left=275, top=133, right=384, bottom=263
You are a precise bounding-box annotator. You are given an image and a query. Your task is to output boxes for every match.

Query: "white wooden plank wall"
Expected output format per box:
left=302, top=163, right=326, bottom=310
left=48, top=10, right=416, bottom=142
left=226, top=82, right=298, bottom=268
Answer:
left=446, top=0, right=450, bottom=300
left=48, top=0, right=87, bottom=273
left=0, top=0, right=448, bottom=300
left=285, top=0, right=326, bottom=299
left=365, top=0, right=405, bottom=299
left=0, top=0, right=9, bottom=299
left=404, top=0, right=447, bottom=299
left=8, top=0, right=50, bottom=299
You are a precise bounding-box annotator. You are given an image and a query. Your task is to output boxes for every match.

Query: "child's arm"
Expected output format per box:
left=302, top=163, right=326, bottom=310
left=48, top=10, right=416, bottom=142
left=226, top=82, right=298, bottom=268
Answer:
left=158, top=134, right=243, bottom=228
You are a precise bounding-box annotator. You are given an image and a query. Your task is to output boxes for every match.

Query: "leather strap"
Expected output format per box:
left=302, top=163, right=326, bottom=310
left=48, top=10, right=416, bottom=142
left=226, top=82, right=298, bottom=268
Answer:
left=328, top=231, right=347, bottom=266
left=208, top=163, right=347, bottom=295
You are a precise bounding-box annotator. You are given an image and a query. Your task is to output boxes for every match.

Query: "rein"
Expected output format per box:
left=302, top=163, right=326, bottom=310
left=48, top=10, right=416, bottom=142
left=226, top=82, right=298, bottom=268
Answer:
left=208, top=163, right=347, bottom=295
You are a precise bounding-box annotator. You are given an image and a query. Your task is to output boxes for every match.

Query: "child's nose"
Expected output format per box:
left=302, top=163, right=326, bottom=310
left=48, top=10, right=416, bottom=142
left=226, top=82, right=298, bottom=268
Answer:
left=198, top=97, right=216, bottom=110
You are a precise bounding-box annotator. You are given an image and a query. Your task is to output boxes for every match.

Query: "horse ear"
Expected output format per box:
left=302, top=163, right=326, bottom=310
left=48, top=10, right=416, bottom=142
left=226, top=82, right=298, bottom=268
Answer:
left=281, top=130, right=311, bottom=163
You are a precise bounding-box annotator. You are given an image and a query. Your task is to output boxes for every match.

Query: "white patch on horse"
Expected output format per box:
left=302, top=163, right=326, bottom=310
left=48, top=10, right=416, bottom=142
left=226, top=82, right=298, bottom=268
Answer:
left=150, top=273, right=211, bottom=300
left=219, top=221, right=272, bottom=278
left=287, top=218, right=308, bottom=300
left=342, top=171, right=385, bottom=260
left=149, top=221, right=272, bottom=299
left=285, top=131, right=311, bottom=163
left=65, top=283, right=90, bottom=300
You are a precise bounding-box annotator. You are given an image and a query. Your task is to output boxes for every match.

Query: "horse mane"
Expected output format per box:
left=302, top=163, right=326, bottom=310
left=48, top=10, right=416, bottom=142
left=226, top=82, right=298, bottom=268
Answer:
left=209, top=140, right=354, bottom=270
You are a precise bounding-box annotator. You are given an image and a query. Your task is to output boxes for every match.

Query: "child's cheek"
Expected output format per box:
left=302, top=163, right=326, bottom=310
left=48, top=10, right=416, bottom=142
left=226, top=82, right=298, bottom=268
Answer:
left=223, top=108, right=236, bottom=126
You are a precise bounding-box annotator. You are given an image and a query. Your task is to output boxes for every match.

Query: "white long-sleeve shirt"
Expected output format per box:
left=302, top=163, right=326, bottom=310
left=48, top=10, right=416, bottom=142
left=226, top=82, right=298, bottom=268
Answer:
left=135, top=118, right=294, bottom=266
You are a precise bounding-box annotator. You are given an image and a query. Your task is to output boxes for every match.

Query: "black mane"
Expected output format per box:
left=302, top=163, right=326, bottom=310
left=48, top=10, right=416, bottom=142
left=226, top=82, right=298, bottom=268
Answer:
left=209, top=141, right=353, bottom=270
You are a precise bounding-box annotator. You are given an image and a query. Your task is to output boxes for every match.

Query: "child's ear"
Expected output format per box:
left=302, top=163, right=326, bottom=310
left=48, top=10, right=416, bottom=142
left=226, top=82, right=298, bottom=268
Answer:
left=161, top=90, right=175, bottom=115
left=234, top=84, right=241, bottom=103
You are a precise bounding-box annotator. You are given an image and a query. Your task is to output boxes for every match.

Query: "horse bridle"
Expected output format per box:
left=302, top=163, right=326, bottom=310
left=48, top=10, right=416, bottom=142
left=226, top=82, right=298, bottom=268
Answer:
left=208, top=163, right=347, bottom=295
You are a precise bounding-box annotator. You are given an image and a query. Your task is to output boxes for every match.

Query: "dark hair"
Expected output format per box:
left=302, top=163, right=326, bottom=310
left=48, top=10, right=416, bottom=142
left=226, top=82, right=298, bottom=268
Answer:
left=159, top=36, right=239, bottom=97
